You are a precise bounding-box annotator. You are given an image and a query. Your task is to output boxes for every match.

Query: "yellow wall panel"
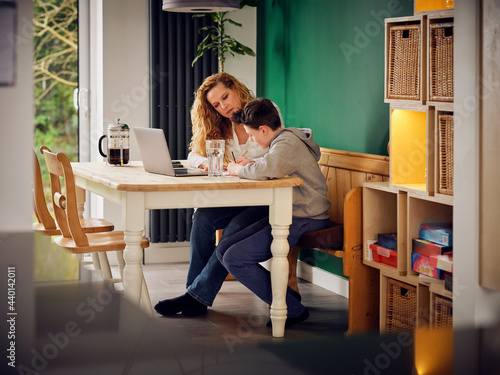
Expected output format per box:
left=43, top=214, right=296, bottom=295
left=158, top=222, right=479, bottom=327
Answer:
left=391, top=109, right=427, bottom=189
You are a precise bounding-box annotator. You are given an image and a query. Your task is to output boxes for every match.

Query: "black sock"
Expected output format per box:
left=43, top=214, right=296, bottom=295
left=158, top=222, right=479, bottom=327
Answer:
left=182, top=296, right=208, bottom=317
left=154, top=293, right=190, bottom=316
left=155, top=293, right=207, bottom=316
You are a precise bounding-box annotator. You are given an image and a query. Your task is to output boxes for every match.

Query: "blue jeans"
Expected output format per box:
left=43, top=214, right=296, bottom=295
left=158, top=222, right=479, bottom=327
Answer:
left=186, top=206, right=268, bottom=306
left=216, top=216, right=330, bottom=317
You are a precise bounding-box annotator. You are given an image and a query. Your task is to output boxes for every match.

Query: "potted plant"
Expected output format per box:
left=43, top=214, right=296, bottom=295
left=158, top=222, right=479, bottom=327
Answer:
left=192, top=0, right=260, bottom=72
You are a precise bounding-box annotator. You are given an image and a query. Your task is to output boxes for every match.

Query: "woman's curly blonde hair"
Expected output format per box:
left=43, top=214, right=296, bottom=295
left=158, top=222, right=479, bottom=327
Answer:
left=190, top=73, right=255, bottom=161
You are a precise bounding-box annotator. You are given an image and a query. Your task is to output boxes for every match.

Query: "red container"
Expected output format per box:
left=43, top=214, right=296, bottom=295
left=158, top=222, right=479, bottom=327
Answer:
left=370, top=243, right=398, bottom=267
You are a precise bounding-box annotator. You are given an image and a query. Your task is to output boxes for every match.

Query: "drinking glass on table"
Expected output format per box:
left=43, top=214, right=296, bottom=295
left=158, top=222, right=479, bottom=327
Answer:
left=206, top=140, right=225, bottom=177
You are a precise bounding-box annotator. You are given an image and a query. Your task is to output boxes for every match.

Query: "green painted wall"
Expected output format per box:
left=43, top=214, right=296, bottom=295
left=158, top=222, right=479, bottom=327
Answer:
left=257, top=0, right=414, bottom=276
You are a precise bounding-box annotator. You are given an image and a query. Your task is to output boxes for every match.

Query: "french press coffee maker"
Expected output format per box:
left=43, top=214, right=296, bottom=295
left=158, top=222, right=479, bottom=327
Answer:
left=98, top=118, right=130, bottom=166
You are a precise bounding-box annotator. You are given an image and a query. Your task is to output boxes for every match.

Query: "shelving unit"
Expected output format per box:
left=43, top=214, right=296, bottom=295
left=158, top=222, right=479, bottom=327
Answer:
left=364, top=6, right=454, bottom=333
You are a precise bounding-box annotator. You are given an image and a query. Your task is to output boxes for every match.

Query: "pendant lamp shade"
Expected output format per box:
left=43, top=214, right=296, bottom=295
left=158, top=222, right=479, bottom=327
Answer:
left=162, top=0, right=240, bottom=13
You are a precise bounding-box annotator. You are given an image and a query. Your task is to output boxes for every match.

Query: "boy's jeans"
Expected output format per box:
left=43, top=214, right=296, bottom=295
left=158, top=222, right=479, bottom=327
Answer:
left=216, top=216, right=330, bottom=317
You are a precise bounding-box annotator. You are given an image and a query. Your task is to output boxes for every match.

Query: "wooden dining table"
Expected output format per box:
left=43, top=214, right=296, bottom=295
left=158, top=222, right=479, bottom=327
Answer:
left=71, top=161, right=303, bottom=337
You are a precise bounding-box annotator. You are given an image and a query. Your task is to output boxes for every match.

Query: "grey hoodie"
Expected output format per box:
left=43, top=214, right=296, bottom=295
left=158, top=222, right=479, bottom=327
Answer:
left=238, top=128, right=331, bottom=220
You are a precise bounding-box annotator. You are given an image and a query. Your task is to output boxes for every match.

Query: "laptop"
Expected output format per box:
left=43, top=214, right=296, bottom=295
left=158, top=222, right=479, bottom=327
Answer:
left=134, top=127, right=208, bottom=177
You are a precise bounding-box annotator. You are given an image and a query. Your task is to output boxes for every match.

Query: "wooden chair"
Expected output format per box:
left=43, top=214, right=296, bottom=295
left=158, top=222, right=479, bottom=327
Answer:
left=33, top=149, right=60, bottom=236
left=40, top=146, right=152, bottom=311
left=33, top=148, right=115, bottom=235
left=34, top=148, right=117, bottom=276
left=287, top=222, right=344, bottom=293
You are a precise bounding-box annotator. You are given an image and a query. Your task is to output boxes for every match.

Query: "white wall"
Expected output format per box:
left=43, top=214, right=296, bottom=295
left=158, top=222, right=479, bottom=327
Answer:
left=454, top=0, right=500, bottom=329
left=0, top=1, right=36, bottom=347
left=0, top=0, right=34, bottom=232
left=101, top=0, right=150, bottom=162
left=91, top=3, right=256, bottom=258
left=87, top=0, right=150, bottom=230
left=224, top=6, right=257, bottom=93
left=454, top=0, right=500, bottom=373
left=93, top=2, right=256, bottom=170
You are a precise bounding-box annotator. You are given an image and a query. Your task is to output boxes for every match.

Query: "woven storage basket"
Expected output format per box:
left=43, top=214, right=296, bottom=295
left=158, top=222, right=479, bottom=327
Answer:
left=386, top=278, right=417, bottom=332
left=387, top=24, right=421, bottom=100
left=434, top=295, right=453, bottom=328
left=429, top=22, right=454, bottom=102
left=438, top=113, right=454, bottom=195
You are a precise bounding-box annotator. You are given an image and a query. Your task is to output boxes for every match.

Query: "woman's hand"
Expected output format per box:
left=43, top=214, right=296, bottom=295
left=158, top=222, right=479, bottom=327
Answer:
left=228, top=162, right=243, bottom=176
left=198, top=161, right=208, bottom=171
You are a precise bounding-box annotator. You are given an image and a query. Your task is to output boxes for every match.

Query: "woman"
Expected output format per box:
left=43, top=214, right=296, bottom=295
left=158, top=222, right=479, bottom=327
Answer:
left=187, top=72, right=274, bottom=168
left=154, top=73, right=283, bottom=317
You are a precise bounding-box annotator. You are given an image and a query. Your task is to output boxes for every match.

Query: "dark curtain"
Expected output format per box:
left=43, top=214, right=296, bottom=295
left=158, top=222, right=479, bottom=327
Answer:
left=149, top=0, right=217, bottom=243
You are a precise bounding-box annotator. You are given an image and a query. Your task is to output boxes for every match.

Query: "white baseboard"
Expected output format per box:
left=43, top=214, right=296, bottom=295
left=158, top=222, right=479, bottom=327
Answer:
left=99, top=242, right=190, bottom=266
left=144, top=242, right=191, bottom=264
left=297, top=261, right=349, bottom=299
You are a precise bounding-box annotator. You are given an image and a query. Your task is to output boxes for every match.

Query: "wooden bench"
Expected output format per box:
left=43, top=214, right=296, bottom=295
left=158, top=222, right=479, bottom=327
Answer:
left=288, top=147, right=389, bottom=334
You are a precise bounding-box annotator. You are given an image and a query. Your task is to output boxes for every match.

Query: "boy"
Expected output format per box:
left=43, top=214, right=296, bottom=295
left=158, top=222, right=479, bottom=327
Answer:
left=217, top=98, right=331, bottom=327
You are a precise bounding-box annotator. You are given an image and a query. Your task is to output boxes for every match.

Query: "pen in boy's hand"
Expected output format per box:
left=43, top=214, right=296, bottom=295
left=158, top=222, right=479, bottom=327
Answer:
left=242, top=150, right=248, bottom=157
left=231, top=151, right=236, bottom=162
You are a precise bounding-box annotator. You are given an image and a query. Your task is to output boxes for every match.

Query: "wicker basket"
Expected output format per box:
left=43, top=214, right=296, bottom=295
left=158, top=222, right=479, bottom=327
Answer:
left=429, top=22, right=454, bottom=102
left=434, top=295, right=453, bottom=328
left=386, top=278, right=417, bottom=332
left=387, top=24, right=421, bottom=100
left=438, top=113, right=454, bottom=195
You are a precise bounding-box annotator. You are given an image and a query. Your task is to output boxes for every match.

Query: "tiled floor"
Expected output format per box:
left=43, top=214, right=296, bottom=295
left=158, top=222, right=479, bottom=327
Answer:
left=136, top=262, right=349, bottom=346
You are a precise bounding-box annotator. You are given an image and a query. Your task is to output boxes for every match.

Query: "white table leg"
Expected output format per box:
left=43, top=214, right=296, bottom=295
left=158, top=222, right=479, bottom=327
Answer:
left=121, top=192, right=150, bottom=313
left=76, top=186, right=86, bottom=219
left=269, top=187, right=293, bottom=337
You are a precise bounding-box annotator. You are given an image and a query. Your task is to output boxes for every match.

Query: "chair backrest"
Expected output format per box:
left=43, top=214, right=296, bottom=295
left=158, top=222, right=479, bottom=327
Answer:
left=318, top=148, right=389, bottom=224
left=33, top=149, right=58, bottom=231
left=41, top=146, right=89, bottom=246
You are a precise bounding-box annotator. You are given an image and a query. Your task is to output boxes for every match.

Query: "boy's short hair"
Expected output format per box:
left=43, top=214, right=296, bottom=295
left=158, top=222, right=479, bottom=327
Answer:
left=231, top=98, right=281, bottom=130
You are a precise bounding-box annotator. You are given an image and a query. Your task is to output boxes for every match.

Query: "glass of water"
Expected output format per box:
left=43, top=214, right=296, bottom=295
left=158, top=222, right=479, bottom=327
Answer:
left=206, top=139, right=225, bottom=177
